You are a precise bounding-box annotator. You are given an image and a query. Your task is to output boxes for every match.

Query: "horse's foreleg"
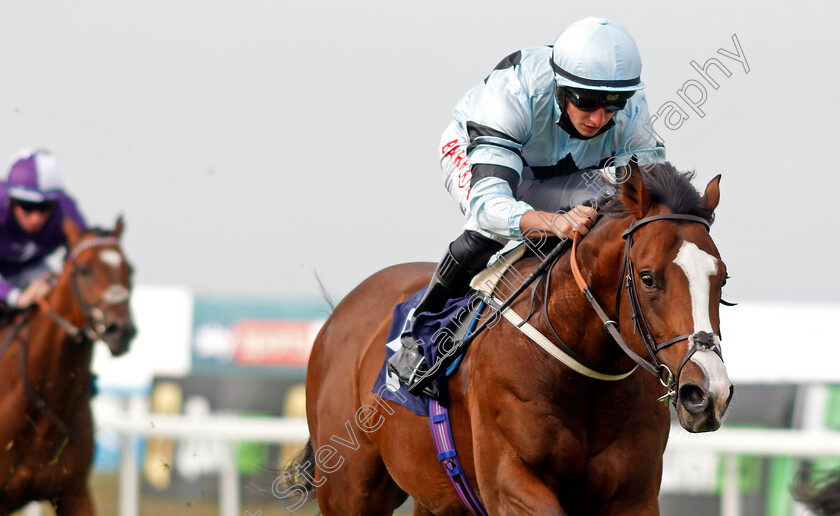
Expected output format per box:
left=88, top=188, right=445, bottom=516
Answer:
left=53, top=487, right=94, bottom=516
left=604, top=498, right=660, bottom=516
left=482, top=458, right=566, bottom=516
left=313, top=443, right=406, bottom=516
left=411, top=504, right=437, bottom=516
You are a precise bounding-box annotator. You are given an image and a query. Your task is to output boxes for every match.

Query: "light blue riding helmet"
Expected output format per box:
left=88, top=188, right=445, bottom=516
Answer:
left=551, top=17, right=646, bottom=93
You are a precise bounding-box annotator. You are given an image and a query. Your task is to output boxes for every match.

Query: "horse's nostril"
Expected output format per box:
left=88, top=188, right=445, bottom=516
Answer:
left=104, top=323, right=137, bottom=340
left=679, top=384, right=708, bottom=412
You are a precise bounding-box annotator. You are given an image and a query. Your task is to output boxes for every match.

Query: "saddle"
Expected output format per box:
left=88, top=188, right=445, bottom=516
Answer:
left=373, top=243, right=533, bottom=414
left=468, top=242, right=528, bottom=297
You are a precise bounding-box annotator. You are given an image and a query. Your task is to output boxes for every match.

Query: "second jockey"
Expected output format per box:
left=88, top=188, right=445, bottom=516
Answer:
left=0, top=149, right=87, bottom=313
left=389, top=17, right=666, bottom=384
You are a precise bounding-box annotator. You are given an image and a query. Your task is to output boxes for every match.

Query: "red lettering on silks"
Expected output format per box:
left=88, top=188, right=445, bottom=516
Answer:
left=458, top=168, right=472, bottom=188
left=452, top=149, right=471, bottom=172
left=442, top=139, right=459, bottom=157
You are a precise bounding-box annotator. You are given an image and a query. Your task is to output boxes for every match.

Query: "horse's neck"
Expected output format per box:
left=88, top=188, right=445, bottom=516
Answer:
left=26, top=273, right=93, bottom=386
left=539, top=219, right=630, bottom=369
left=46, top=272, right=86, bottom=328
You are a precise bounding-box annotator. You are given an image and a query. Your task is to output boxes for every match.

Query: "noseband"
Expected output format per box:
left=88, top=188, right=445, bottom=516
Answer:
left=571, top=213, right=723, bottom=403
left=40, top=236, right=129, bottom=342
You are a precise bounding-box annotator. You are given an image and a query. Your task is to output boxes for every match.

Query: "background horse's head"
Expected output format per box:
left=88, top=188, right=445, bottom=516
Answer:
left=61, top=216, right=136, bottom=356
left=600, top=161, right=733, bottom=432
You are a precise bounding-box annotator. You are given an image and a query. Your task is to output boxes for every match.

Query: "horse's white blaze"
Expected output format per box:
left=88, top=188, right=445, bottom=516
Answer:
left=99, top=249, right=122, bottom=267
left=691, top=349, right=730, bottom=409
left=674, top=242, right=716, bottom=333
left=674, top=241, right=731, bottom=404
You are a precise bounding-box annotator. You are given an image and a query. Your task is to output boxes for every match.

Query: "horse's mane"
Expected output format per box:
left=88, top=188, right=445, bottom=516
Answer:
left=600, top=161, right=713, bottom=220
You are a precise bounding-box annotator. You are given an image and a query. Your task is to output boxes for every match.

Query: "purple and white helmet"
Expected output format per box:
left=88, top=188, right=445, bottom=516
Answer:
left=6, top=149, right=65, bottom=203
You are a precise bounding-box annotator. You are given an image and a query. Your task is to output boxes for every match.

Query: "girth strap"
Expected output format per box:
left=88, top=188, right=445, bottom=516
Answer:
left=429, top=399, right=488, bottom=516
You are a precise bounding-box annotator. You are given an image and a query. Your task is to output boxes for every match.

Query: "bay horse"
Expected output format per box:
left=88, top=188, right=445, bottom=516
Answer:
left=0, top=217, right=136, bottom=515
left=290, top=161, right=732, bottom=514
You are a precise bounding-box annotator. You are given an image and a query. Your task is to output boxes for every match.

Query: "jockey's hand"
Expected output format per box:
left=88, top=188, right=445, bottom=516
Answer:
left=16, top=280, right=51, bottom=308
left=520, top=205, right=597, bottom=240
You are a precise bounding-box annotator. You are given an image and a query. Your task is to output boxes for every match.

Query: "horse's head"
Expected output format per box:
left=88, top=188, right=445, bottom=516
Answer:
left=598, top=160, right=732, bottom=433
left=61, top=216, right=136, bottom=356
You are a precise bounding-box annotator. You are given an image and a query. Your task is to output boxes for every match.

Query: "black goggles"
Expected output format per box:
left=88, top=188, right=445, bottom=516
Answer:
left=564, top=88, right=635, bottom=113
left=13, top=199, right=57, bottom=213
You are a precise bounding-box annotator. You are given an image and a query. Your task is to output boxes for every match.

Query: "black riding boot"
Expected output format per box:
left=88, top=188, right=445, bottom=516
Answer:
left=387, top=231, right=503, bottom=386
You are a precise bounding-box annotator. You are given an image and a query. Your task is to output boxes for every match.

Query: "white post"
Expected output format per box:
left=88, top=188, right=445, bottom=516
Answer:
left=118, top=395, right=146, bottom=516
left=721, top=454, right=740, bottom=516
left=799, top=384, right=829, bottom=431
left=118, top=430, right=139, bottom=516
left=219, top=440, right=240, bottom=516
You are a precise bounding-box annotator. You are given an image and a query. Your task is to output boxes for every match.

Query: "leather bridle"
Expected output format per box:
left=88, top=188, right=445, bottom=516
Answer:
left=571, top=213, right=724, bottom=403
left=38, top=236, right=130, bottom=342
left=0, top=235, right=129, bottom=439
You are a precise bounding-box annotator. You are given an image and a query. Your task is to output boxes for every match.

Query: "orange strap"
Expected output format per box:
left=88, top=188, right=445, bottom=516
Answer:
left=570, top=232, right=588, bottom=292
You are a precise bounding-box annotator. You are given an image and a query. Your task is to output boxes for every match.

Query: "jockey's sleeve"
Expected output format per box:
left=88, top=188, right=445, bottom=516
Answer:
left=466, top=122, right=524, bottom=181
left=59, top=194, right=87, bottom=231
left=0, top=276, right=17, bottom=307
left=461, top=74, right=534, bottom=240
left=469, top=176, right=533, bottom=239
left=459, top=67, right=531, bottom=181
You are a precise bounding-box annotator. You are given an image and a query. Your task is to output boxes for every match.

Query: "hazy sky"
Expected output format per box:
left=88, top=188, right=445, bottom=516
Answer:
left=1, top=1, right=838, bottom=303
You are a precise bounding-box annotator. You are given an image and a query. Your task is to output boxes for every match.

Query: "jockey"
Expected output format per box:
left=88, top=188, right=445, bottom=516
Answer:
left=0, top=149, right=87, bottom=312
left=389, top=17, right=666, bottom=384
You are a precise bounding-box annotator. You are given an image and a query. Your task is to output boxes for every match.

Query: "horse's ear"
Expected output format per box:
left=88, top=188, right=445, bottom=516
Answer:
left=700, top=175, right=721, bottom=224
left=63, top=217, right=82, bottom=246
left=114, top=215, right=125, bottom=238
left=618, top=156, right=652, bottom=219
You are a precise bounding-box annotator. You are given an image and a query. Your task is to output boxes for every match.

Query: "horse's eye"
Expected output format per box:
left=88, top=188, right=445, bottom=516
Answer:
left=639, top=272, right=657, bottom=290
left=78, top=266, right=92, bottom=277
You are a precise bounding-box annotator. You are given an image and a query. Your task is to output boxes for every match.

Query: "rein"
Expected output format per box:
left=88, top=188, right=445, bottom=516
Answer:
left=571, top=213, right=721, bottom=403
left=408, top=239, right=574, bottom=396
left=0, top=313, right=80, bottom=438
left=411, top=213, right=724, bottom=400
